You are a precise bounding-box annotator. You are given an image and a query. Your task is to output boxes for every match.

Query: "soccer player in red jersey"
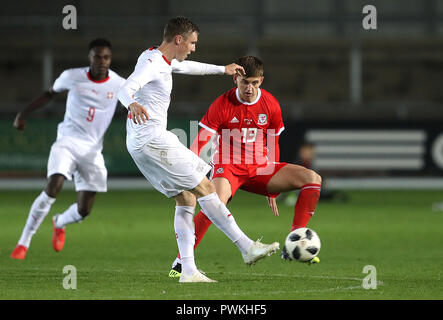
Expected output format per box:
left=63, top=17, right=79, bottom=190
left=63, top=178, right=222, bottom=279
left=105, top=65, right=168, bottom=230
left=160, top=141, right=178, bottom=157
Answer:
left=169, top=56, right=322, bottom=277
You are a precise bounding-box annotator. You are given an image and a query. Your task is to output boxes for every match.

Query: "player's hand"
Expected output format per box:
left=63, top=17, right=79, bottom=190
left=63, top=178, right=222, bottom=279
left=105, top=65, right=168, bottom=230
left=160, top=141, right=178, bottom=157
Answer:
left=13, top=112, right=26, bottom=131
left=128, top=102, right=149, bottom=125
left=224, top=63, right=246, bottom=77
left=267, top=196, right=279, bottom=217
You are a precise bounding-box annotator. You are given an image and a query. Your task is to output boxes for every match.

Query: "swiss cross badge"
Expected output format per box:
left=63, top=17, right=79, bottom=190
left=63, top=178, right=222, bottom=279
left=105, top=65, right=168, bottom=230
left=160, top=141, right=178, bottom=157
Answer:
left=258, top=113, right=267, bottom=125
left=107, top=92, right=114, bottom=99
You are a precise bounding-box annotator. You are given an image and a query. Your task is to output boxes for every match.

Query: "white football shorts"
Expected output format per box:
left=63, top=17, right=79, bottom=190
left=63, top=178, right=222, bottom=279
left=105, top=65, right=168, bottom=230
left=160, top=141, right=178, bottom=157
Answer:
left=47, top=136, right=107, bottom=192
left=127, top=129, right=211, bottom=198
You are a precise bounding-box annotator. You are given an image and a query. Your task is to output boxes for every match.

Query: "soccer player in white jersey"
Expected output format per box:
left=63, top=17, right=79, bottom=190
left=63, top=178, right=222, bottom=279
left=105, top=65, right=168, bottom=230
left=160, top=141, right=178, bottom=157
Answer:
left=118, top=16, right=279, bottom=283
left=10, top=39, right=126, bottom=260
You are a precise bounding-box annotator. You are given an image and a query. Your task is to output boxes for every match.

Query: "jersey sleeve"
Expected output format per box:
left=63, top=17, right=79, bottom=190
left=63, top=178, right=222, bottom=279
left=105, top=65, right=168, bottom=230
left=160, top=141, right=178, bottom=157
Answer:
left=199, top=98, right=224, bottom=134
left=171, top=60, right=225, bottom=75
left=118, top=75, right=127, bottom=88
left=268, top=99, right=285, bottom=136
left=118, top=52, right=157, bottom=108
left=52, top=69, right=73, bottom=92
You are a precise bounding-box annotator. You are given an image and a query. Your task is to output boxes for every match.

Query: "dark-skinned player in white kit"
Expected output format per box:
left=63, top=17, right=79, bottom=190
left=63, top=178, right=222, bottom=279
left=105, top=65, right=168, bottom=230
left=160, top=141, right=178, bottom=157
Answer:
left=11, top=39, right=125, bottom=259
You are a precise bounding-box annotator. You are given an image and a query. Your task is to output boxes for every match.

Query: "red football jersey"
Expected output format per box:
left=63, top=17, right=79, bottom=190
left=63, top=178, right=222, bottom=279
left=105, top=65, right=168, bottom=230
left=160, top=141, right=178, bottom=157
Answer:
left=199, top=88, right=284, bottom=170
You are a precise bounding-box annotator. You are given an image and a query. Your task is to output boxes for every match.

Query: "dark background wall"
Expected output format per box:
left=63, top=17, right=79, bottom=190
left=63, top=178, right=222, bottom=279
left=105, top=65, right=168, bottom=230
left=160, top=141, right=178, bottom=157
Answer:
left=2, top=0, right=443, bottom=178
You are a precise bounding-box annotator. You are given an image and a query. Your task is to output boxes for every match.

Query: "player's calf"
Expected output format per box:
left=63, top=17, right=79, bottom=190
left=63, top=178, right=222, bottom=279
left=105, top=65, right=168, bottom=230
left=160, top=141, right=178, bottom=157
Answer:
left=291, top=180, right=322, bottom=231
left=76, top=191, right=96, bottom=218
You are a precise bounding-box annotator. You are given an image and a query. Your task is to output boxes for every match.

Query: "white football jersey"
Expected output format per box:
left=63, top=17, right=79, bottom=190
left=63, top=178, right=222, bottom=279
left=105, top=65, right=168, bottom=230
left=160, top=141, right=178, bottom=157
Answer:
left=118, top=47, right=225, bottom=144
left=52, top=67, right=125, bottom=149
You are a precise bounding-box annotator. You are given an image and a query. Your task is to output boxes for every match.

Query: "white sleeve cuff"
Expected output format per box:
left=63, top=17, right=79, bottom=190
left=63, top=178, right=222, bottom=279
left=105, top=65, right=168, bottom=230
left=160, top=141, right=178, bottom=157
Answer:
left=268, top=127, right=285, bottom=136
left=117, top=86, right=136, bottom=109
left=199, top=122, right=217, bottom=134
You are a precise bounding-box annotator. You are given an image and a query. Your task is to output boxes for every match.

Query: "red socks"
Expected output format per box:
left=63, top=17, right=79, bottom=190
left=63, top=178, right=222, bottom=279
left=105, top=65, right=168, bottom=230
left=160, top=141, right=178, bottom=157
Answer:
left=192, top=210, right=212, bottom=249
left=291, top=183, right=321, bottom=231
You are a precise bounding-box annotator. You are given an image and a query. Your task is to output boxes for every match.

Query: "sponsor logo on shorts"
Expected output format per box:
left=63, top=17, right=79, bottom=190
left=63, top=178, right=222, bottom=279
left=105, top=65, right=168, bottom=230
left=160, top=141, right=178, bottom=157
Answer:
left=216, top=167, right=224, bottom=174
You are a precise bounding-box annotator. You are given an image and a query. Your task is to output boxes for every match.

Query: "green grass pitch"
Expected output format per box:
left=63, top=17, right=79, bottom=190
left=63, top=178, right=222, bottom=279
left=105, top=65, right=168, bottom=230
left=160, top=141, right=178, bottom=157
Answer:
left=0, top=189, right=442, bottom=300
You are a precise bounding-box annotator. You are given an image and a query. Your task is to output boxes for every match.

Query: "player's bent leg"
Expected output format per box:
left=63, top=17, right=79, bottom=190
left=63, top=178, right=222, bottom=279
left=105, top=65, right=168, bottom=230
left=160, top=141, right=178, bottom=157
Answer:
left=212, top=177, right=234, bottom=204
left=191, top=177, right=279, bottom=266
left=267, top=164, right=321, bottom=193
left=267, top=164, right=322, bottom=232
left=174, top=190, right=197, bottom=207
left=45, top=174, right=66, bottom=198
left=52, top=191, right=96, bottom=252
left=191, top=177, right=217, bottom=198
left=76, top=191, right=97, bottom=218
left=11, top=174, right=64, bottom=259
left=192, top=177, right=232, bottom=250
left=191, top=177, right=250, bottom=248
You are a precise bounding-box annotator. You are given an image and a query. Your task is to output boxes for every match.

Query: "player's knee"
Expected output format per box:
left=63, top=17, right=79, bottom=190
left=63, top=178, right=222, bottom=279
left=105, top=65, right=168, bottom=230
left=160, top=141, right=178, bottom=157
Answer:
left=300, top=169, right=322, bottom=187
left=310, top=170, right=322, bottom=185
left=175, top=191, right=197, bottom=207
left=45, top=174, right=65, bottom=197
left=193, top=177, right=216, bottom=197
left=203, top=179, right=217, bottom=195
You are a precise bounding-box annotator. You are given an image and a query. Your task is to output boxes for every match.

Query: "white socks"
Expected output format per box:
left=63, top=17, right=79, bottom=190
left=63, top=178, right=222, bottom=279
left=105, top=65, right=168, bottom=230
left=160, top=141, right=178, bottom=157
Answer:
left=55, top=203, right=83, bottom=228
left=174, top=206, right=197, bottom=276
left=17, top=191, right=84, bottom=248
left=18, top=191, right=56, bottom=248
left=197, top=192, right=253, bottom=254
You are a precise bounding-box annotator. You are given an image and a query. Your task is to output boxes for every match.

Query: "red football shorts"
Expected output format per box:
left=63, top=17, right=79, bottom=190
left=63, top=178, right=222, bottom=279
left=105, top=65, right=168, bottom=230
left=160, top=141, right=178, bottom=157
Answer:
left=209, top=162, right=288, bottom=199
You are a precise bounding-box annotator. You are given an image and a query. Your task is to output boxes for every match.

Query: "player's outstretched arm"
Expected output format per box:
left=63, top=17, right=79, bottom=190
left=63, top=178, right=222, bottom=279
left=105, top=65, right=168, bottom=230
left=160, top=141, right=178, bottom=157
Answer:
left=13, top=89, right=57, bottom=131
left=171, top=61, right=245, bottom=77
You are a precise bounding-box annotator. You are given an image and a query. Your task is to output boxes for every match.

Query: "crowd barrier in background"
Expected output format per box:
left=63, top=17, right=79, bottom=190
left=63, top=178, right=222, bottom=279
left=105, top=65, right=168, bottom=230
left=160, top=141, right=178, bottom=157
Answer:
left=1, top=117, right=442, bottom=190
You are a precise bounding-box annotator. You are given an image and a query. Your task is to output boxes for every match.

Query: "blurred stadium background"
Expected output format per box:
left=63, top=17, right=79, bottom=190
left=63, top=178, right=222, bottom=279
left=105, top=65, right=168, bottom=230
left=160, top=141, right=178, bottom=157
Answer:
left=1, top=0, right=443, bottom=190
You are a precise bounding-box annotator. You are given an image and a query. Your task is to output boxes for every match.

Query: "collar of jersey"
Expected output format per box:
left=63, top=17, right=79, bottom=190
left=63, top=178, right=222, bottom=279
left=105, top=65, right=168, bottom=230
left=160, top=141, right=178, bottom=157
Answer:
left=87, top=70, right=110, bottom=83
left=148, top=46, right=171, bottom=65
left=235, top=88, right=261, bottom=105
